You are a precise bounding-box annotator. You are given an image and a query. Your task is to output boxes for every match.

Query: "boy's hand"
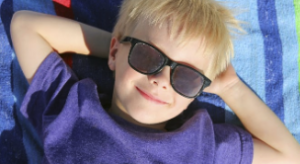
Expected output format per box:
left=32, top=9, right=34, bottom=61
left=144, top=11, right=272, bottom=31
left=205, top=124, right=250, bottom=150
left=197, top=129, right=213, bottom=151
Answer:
left=203, top=64, right=240, bottom=96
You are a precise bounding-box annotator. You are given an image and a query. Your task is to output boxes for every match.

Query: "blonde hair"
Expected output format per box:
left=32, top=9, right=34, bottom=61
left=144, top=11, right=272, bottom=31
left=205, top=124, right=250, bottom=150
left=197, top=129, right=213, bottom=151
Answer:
left=112, top=0, right=244, bottom=79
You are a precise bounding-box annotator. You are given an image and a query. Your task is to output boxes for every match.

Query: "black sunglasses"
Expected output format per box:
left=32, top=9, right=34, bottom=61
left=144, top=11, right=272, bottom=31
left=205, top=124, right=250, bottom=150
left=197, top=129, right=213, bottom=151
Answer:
left=121, top=36, right=211, bottom=98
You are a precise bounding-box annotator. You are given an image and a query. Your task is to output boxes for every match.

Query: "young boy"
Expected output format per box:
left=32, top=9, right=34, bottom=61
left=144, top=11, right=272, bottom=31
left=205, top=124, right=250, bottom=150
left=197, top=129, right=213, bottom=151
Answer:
left=10, top=0, right=300, bottom=163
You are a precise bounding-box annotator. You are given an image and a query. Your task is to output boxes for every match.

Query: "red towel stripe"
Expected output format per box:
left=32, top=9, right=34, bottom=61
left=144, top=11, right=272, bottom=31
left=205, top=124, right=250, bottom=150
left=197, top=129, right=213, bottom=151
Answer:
left=52, top=0, right=71, bottom=8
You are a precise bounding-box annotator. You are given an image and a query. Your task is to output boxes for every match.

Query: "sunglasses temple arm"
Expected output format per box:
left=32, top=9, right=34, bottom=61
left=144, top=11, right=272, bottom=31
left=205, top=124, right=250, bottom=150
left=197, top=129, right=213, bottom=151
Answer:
left=203, top=80, right=211, bottom=88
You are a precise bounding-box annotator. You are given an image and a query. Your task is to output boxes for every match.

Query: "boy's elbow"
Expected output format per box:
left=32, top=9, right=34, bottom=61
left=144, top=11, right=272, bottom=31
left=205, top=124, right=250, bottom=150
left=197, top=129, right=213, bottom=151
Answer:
left=11, top=11, right=25, bottom=32
left=11, top=10, right=35, bottom=31
left=12, top=10, right=35, bottom=18
left=12, top=10, right=26, bottom=23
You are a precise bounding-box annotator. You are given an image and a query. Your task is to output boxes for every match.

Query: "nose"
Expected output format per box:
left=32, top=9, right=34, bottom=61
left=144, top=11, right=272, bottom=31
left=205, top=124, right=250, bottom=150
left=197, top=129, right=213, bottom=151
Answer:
left=148, top=66, right=171, bottom=89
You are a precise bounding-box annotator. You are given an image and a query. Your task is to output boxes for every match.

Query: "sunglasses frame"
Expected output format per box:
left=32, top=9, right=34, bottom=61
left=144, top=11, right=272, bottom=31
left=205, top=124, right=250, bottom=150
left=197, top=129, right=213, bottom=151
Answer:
left=121, top=36, right=211, bottom=98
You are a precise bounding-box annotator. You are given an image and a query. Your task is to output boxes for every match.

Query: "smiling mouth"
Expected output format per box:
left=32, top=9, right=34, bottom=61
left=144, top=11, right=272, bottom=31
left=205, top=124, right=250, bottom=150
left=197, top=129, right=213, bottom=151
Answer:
left=136, top=87, right=168, bottom=105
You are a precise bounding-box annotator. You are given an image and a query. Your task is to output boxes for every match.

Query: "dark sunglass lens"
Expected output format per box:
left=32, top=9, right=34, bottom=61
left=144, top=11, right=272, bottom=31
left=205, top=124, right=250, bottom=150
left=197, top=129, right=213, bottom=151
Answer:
left=129, top=43, right=165, bottom=74
left=172, top=65, right=204, bottom=97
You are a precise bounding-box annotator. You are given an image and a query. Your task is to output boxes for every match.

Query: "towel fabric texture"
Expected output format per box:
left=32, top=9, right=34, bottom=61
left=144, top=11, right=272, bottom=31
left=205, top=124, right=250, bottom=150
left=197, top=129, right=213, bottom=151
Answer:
left=0, top=0, right=299, bottom=163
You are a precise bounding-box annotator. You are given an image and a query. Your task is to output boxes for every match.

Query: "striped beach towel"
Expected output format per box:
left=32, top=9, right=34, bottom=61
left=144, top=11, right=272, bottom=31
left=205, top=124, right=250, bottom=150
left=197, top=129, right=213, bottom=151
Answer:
left=0, top=0, right=299, bottom=163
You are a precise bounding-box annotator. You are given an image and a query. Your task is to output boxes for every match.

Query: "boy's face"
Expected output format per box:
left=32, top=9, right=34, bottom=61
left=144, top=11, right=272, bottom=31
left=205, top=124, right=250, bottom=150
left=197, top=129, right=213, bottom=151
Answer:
left=108, top=21, right=211, bottom=126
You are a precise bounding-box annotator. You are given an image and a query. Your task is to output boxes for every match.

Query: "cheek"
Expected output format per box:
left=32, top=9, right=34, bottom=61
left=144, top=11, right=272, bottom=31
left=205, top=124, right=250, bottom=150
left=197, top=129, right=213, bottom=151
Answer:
left=179, top=98, right=193, bottom=108
left=158, top=95, right=193, bottom=122
left=114, top=54, right=145, bottom=100
left=114, top=49, right=138, bottom=83
left=172, top=96, right=194, bottom=113
left=115, top=61, right=141, bottom=86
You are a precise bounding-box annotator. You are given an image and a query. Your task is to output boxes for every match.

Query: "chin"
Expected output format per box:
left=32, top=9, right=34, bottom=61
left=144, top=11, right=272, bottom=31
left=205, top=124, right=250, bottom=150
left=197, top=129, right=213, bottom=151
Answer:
left=128, top=109, right=167, bottom=125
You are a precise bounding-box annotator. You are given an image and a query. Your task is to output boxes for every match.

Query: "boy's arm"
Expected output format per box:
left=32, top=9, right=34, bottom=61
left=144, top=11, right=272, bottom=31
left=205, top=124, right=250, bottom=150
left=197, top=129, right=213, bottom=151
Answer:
left=205, top=65, right=300, bottom=164
left=10, top=10, right=111, bottom=84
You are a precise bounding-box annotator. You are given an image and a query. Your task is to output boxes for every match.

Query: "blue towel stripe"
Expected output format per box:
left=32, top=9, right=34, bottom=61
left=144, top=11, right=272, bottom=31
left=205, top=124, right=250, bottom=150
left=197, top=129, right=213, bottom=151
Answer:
left=295, top=0, right=300, bottom=94
left=258, top=0, right=284, bottom=121
left=12, top=1, right=57, bottom=163
left=0, top=24, right=15, bottom=133
left=276, top=0, right=300, bottom=141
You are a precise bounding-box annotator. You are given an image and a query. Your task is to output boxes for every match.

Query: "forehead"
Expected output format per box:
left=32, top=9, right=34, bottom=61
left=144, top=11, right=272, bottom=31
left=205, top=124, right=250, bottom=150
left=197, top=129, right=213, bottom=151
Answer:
left=130, top=21, right=212, bottom=77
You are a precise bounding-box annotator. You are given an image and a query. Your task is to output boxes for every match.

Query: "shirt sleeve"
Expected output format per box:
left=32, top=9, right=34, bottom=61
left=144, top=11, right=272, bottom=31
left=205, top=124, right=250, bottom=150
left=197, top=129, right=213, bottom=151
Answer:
left=213, top=123, right=253, bottom=164
left=20, top=51, right=79, bottom=137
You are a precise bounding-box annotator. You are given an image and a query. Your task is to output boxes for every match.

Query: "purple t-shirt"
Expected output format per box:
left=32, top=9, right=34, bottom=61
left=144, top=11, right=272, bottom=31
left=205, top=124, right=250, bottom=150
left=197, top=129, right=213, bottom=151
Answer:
left=20, top=52, right=253, bottom=164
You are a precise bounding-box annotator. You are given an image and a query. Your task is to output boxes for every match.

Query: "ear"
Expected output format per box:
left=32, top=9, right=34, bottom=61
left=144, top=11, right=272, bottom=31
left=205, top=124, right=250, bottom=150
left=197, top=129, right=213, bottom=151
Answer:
left=108, top=37, right=120, bottom=71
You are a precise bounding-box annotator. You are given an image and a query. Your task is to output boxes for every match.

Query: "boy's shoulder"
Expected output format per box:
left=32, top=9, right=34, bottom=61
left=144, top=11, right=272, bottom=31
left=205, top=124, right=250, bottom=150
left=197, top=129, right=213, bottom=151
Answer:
left=20, top=51, right=84, bottom=135
left=192, top=109, right=253, bottom=163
